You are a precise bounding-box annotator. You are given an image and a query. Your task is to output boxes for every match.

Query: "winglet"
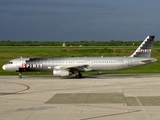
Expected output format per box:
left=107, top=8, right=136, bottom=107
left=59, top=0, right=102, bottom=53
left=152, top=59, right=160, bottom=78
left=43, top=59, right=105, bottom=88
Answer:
left=130, top=36, right=155, bottom=58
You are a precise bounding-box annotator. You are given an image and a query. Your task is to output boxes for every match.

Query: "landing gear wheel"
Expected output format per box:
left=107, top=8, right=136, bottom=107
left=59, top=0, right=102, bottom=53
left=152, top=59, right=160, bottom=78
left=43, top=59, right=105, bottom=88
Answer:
left=75, top=72, right=82, bottom=78
left=18, top=72, right=22, bottom=79
left=18, top=75, right=22, bottom=79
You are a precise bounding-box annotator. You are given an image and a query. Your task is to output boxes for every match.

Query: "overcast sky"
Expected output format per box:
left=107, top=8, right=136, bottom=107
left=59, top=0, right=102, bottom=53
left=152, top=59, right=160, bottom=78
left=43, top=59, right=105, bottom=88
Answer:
left=0, top=0, right=160, bottom=41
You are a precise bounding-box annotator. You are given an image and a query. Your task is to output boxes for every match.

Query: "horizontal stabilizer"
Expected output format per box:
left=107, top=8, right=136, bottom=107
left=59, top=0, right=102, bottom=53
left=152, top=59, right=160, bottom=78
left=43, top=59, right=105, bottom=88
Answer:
left=140, top=58, right=157, bottom=64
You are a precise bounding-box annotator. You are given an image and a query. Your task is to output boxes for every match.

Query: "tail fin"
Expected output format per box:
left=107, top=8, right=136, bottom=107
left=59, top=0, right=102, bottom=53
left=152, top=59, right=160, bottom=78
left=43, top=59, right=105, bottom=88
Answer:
left=130, top=36, right=155, bottom=58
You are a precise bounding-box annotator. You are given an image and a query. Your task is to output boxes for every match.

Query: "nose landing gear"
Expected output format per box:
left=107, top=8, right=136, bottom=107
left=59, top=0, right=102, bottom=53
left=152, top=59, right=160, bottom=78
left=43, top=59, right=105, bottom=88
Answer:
left=18, top=72, right=22, bottom=79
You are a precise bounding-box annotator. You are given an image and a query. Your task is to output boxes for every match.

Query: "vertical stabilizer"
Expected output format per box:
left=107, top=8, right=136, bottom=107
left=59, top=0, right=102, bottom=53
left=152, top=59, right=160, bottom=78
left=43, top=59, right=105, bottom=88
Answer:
left=130, top=36, right=155, bottom=58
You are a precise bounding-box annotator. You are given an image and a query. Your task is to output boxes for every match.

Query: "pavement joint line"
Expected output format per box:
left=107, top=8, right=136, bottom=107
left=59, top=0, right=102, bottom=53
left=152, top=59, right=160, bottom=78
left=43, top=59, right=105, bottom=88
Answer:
left=118, top=78, right=132, bottom=120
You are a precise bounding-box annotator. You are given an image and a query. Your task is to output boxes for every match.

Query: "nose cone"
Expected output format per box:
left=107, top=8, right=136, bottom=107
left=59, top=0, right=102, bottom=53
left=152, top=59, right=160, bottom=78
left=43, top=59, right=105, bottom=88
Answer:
left=2, top=65, right=6, bottom=70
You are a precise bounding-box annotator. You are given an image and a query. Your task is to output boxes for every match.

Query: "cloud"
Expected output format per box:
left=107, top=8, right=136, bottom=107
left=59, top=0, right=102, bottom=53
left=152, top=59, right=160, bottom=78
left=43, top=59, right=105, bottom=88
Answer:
left=0, top=0, right=160, bottom=41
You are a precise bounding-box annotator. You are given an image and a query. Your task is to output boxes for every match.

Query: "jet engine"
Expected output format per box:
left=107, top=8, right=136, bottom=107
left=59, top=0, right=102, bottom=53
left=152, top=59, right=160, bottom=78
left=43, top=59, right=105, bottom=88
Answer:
left=53, top=67, right=71, bottom=76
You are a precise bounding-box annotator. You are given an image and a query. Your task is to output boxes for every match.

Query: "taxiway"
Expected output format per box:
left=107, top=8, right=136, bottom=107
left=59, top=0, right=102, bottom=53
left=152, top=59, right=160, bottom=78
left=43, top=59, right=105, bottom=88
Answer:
left=0, top=74, right=160, bottom=120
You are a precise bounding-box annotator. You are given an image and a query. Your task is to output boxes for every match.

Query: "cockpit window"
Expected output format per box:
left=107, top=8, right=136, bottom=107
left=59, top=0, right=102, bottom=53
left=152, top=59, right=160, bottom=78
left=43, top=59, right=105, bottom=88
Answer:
left=8, top=62, right=13, bottom=64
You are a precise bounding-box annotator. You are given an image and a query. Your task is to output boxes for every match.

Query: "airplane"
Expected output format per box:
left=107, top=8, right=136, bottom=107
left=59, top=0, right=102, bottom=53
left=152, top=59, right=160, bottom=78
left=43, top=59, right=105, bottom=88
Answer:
left=2, top=36, right=157, bottom=78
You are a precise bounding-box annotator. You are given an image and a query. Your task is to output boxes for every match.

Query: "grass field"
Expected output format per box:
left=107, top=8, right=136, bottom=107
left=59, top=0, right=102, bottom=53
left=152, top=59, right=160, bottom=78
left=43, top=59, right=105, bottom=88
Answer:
left=0, top=46, right=159, bottom=76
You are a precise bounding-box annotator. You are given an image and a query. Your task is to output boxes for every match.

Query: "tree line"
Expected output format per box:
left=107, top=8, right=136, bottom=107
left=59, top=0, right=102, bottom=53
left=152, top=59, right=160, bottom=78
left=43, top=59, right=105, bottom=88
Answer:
left=0, top=40, right=160, bottom=46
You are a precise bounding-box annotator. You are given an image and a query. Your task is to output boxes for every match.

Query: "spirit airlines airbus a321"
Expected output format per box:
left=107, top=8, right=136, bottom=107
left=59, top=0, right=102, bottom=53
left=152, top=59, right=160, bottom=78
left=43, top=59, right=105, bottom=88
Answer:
left=2, top=36, right=157, bottom=78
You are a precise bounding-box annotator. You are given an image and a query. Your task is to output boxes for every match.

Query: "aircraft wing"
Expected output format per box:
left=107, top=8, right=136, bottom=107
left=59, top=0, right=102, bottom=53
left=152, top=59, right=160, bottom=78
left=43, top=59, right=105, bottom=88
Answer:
left=63, top=64, right=92, bottom=72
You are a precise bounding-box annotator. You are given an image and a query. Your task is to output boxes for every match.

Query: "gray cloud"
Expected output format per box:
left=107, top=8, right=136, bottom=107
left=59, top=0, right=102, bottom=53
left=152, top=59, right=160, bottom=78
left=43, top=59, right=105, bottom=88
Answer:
left=0, top=0, right=160, bottom=41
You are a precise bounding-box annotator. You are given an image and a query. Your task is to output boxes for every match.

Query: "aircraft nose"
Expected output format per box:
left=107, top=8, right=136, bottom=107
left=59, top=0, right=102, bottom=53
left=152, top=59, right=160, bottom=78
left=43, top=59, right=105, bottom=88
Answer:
left=2, top=65, right=6, bottom=70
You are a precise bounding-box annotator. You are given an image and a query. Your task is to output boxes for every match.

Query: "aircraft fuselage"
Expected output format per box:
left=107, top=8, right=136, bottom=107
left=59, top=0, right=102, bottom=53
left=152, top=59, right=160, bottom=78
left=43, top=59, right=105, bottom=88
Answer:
left=2, top=57, right=157, bottom=72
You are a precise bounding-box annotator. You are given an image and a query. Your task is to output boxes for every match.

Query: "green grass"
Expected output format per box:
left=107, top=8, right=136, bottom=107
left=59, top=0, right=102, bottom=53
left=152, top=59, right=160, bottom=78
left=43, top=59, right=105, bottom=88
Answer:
left=0, top=46, right=159, bottom=76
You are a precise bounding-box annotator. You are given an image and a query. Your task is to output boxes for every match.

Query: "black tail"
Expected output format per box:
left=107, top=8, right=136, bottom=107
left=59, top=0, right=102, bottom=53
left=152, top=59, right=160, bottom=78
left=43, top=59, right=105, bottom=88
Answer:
left=130, top=36, right=155, bottom=58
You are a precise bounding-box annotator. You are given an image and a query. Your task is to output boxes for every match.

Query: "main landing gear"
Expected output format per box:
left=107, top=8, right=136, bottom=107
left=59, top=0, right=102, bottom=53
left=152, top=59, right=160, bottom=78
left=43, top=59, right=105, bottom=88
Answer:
left=75, top=71, right=82, bottom=78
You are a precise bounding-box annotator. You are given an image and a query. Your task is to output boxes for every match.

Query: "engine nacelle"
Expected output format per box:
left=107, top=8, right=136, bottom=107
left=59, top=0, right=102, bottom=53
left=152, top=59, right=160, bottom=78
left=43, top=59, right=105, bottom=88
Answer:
left=53, top=67, right=71, bottom=76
